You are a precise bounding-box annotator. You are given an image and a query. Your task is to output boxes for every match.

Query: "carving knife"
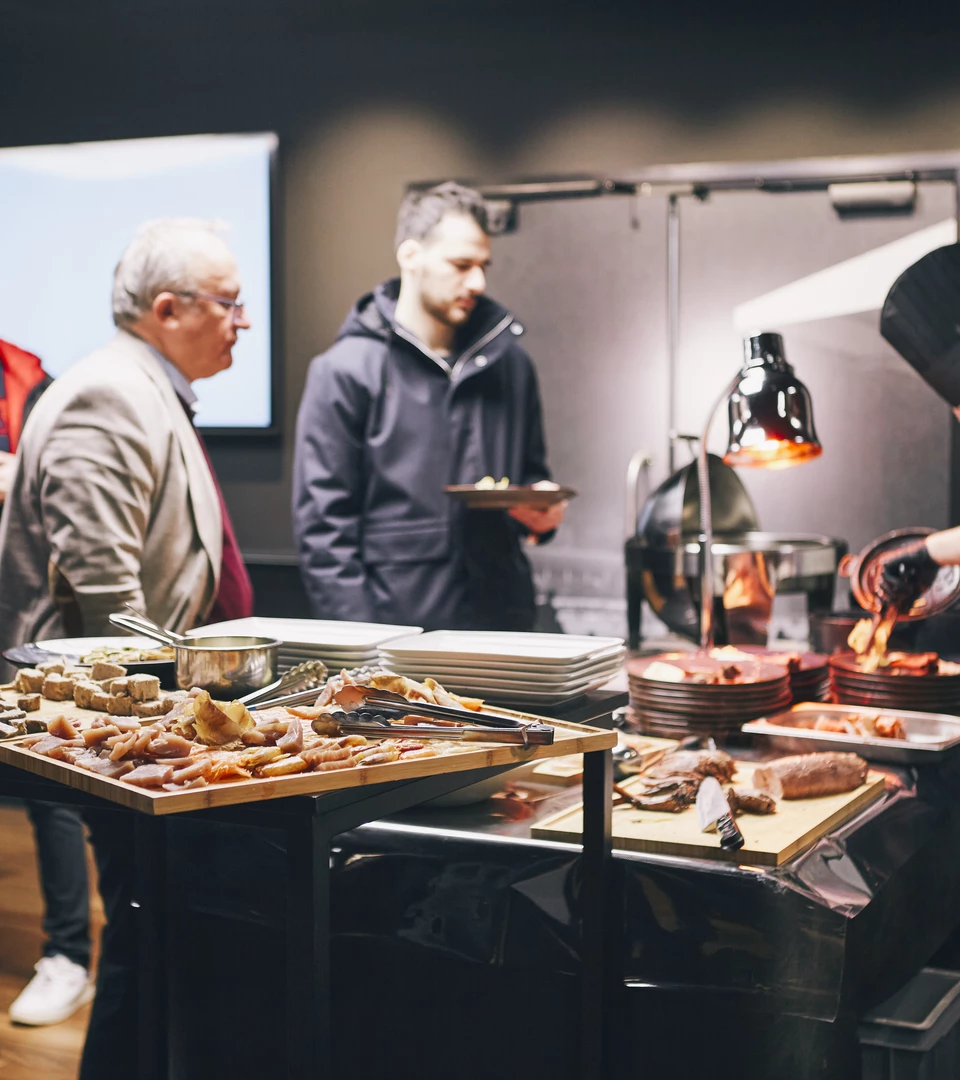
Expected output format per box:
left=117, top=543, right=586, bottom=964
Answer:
left=696, top=776, right=744, bottom=851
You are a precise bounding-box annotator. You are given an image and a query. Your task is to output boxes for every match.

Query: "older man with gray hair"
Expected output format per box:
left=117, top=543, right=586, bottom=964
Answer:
left=0, top=217, right=253, bottom=650
left=0, top=218, right=254, bottom=1076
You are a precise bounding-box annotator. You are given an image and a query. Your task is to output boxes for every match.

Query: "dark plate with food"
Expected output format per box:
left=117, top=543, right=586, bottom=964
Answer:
left=830, top=650, right=960, bottom=680
left=710, top=645, right=828, bottom=673
left=627, top=654, right=790, bottom=687
left=444, top=483, right=577, bottom=510
left=4, top=637, right=176, bottom=685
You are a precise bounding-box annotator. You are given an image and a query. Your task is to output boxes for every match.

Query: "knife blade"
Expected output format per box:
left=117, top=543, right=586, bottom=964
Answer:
left=696, top=776, right=744, bottom=851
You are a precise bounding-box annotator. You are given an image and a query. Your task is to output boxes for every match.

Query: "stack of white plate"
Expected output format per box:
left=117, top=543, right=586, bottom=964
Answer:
left=189, top=618, right=422, bottom=673
left=379, top=630, right=625, bottom=707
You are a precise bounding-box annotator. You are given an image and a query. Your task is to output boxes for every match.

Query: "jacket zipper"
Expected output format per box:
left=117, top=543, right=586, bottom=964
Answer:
left=393, top=326, right=453, bottom=376
left=451, top=314, right=514, bottom=381
left=394, top=316, right=515, bottom=381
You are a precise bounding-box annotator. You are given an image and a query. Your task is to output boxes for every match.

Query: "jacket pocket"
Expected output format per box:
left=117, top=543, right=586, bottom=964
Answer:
left=361, top=520, right=450, bottom=565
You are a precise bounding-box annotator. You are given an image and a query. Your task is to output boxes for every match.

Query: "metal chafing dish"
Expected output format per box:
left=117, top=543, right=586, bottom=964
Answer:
left=625, top=454, right=846, bottom=646
left=742, top=702, right=960, bottom=764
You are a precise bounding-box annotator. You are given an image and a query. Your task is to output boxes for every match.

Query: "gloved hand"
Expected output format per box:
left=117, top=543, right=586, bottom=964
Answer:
left=878, top=541, right=941, bottom=609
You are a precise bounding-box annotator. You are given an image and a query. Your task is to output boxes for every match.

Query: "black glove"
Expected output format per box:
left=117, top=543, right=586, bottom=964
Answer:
left=878, top=542, right=940, bottom=609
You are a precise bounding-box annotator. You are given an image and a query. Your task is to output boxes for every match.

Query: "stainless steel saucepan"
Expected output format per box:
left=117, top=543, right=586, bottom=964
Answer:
left=109, top=611, right=281, bottom=698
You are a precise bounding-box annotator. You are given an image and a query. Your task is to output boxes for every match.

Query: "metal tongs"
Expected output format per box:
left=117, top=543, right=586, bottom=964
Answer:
left=252, top=684, right=555, bottom=746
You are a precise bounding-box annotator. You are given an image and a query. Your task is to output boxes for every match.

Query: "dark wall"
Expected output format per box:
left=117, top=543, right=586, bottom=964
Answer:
left=6, top=1, right=960, bottom=561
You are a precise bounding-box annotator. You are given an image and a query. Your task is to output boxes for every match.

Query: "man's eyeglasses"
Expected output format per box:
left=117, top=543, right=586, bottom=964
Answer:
left=173, top=290, right=247, bottom=318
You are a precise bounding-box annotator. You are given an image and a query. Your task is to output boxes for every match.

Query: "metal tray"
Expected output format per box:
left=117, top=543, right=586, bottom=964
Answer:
left=742, top=703, right=960, bottom=764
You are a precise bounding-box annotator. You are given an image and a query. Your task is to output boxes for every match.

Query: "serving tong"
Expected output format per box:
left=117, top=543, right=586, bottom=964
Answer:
left=251, top=684, right=556, bottom=746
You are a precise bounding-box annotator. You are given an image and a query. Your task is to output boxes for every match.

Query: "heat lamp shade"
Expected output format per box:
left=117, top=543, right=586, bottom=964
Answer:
left=723, top=333, right=822, bottom=468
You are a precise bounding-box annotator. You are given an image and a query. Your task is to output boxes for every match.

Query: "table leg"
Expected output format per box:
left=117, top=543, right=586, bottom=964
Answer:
left=286, top=815, right=331, bottom=1079
left=580, top=748, right=613, bottom=1080
left=134, top=814, right=167, bottom=1080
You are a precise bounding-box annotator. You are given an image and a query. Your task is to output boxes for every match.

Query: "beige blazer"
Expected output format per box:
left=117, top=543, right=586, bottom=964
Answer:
left=0, top=330, right=222, bottom=663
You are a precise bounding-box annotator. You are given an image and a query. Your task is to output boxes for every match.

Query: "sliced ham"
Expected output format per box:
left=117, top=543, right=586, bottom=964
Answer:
left=47, top=716, right=79, bottom=740
left=147, top=733, right=195, bottom=760
left=78, top=755, right=135, bottom=779
left=301, top=744, right=351, bottom=768
left=122, top=764, right=175, bottom=788
left=32, top=735, right=84, bottom=759
left=277, top=718, right=304, bottom=755
left=83, top=725, right=121, bottom=746
left=171, top=758, right=215, bottom=785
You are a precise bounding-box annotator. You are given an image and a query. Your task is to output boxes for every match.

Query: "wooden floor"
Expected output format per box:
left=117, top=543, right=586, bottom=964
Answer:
left=0, top=804, right=102, bottom=1080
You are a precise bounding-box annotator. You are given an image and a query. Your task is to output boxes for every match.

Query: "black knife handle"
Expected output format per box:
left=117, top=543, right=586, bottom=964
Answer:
left=717, top=814, right=745, bottom=851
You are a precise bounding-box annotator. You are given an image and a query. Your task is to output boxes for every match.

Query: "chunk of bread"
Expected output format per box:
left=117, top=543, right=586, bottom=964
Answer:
left=91, top=661, right=126, bottom=681
left=37, top=660, right=65, bottom=676
left=127, top=674, right=161, bottom=702
left=126, top=673, right=159, bottom=699
left=15, top=669, right=45, bottom=694
left=73, top=681, right=100, bottom=709
left=105, top=695, right=134, bottom=717
left=133, top=699, right=169, bottom=719
left=17, top=694, right=41, bottom=712
left=109, top=678, right=130, bottom=697
left=89, top=690, right=113, bottom=712
left=42, top=674, right=77, bottom=701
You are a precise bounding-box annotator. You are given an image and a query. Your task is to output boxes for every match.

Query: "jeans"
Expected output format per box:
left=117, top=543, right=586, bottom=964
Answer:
left=78, top=808, right=137, bottom=1080
left=24, top=800, right=91, bottom=970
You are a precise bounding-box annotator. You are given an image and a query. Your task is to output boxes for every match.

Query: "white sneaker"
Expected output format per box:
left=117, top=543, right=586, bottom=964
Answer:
left=7, top=954, right=94, bottom=1026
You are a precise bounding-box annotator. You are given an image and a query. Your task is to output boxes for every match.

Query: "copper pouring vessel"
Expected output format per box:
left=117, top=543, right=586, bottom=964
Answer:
left=839, top=528, right=960, bottom=621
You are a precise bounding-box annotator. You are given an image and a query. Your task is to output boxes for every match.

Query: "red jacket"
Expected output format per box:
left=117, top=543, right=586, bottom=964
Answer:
left=0, top=338, right=51, bottom=453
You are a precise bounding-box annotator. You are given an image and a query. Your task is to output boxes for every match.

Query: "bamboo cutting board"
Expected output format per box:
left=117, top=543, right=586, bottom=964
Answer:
left=530, top=734, right=677, bottom=786
left=0, top=690, right=108, bottom=726
left=532, top=761, right=887, bottom=867
left=0, top=704, right=616, bottom=815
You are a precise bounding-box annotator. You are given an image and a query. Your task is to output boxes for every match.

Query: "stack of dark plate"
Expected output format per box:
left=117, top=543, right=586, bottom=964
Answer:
left=725, top=647, right=829, bottom=703
left=829, top=651, right=960, bottom=714
left=788, top=655, right=831, bottom=703
left=626, top=654, right=793, bottom=738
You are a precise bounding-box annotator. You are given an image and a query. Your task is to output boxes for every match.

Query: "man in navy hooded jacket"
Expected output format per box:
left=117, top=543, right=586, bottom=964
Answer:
left=293, top=182, right=564, bottom=632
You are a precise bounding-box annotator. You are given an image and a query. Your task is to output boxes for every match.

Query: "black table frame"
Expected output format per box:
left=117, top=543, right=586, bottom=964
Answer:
left=0, top=747, right=613, bottom=1080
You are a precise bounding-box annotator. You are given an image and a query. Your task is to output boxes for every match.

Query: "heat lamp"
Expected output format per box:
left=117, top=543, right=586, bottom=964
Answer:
left=698, top=332, right=822, bottom=647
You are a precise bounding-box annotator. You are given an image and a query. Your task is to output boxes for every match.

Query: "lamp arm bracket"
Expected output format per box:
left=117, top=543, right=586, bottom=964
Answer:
left=697, top=369, right=747, bottom=648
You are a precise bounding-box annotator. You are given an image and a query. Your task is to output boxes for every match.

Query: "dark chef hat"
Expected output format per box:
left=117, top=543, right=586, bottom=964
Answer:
left=881, top=243, right=960, bottom=407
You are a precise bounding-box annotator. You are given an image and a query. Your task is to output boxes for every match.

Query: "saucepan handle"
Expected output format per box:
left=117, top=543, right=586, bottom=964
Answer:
left=838, top=553, right=858, bottom=579
left=108, top=612, right=181, bottom=647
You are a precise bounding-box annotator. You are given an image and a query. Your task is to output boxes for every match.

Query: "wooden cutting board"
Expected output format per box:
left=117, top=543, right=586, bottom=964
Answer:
left=532, top=761, right=887, bottom=867
left=0, top=688, right=114, bottom=725
left=530, top=734, right=677, bottom=786
left=0, top=701, right=616, bottom=816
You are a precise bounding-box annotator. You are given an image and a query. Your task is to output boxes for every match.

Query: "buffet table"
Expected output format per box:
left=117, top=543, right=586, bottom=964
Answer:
left=5, top=674, right=960, bottom=1079
left=0, top=712, right=616, bottom=1080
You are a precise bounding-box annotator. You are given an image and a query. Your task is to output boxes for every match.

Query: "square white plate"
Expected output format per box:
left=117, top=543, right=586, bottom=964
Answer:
left=381, top=652, right=624, bottom=683
left=190, top=618, right=422, bottom=650
left=388, top=652, right=622, bottom=686
left=380, top=631, right=624, bottom=667
left=278, top=646, right=380, bottom=660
